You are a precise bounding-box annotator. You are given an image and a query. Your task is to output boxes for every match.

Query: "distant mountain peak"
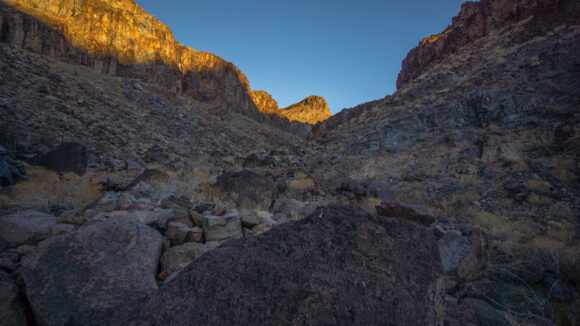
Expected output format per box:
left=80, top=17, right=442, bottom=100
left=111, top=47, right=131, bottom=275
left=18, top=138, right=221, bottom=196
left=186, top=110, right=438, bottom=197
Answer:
left=250, top=91, right=332, bottom=125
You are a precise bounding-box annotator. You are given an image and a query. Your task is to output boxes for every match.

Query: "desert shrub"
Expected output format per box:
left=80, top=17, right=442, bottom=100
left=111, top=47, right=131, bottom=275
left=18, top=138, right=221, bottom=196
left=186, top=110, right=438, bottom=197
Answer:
left=131, top=167, right=209, bottom=204
left=0, top=167, right=102, bottom=214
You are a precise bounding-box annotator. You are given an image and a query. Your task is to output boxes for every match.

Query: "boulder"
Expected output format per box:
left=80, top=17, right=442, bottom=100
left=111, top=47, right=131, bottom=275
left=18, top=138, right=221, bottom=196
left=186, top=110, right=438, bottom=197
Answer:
left=366, top=182, right=396, bottom=203
left=165, top=222, right=190, bottom=246
left=21, top=217, right=162, bottom=325
left=167, top=209, right=193, bottom=227
left=123, top=158, right=143, bottom=172
left=376, top=200, right=437, bottom=225
left=214, top=170, right=277, bottom=210
left=122, top=209, right=174, bottom=229
left=158, top=242, right=217, bottom=280
left=185, top=227, right=204, bottom=243
left=438, top=231, right=484, bottom=279
left=202, top=213, right=243, bottom=242
left=0, top=210, right=57, bottom=251
left=38, top=142, right=87, bottom=175
left=105, top=206, right=444, bottom=326
left=238, top=209, right=263, bottom=228
left=0, top=271, right=27, bottom=326
left=93, top=192, right=120, bottom=212
left=276, top=199, right=325, bottom=221
left=160, top=195, right=194, bottom=210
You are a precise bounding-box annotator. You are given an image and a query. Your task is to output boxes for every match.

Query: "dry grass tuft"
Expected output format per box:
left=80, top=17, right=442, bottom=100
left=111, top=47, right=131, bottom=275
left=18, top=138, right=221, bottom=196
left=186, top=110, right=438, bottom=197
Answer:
left=0, top=167, right=102, bottom=214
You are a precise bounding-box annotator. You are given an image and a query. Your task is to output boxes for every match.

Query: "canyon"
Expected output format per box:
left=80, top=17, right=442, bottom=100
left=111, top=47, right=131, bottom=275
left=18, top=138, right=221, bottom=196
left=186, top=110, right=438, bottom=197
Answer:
left=0, top=0, right=578, bottom=325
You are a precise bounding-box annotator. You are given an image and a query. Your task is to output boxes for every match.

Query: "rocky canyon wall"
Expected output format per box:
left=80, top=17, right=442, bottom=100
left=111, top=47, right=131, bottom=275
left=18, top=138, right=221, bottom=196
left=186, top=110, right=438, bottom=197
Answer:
left=0, top=0, right=258, bottom=116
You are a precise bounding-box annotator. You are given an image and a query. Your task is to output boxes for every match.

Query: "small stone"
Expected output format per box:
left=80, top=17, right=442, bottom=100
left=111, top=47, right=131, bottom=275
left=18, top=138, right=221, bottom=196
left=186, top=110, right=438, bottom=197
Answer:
left=189, top=210, right=204, bottom=226
left=51, top=223, right=76, bottom=236
left=124, top=158, right=142, bottom=171
left=239, top=209, right=262, bottom=228
left=433, top=225, right=446, bottom=239
left=58, top=210, right=81, bottom=224
left=169, top=209, right=193, bottom=227
left=166, top=222, right=190, bottom=246
left=193, top=201, right=216, bottom=214
left=184, top=227, right=202, bottom=243
left=203, top=213, right=242, bottom=242
left=94, top=192, right=119, bottom=212
left=0, top=258, right=15, bottom=273
left=242, top=227, right=256, bottom=238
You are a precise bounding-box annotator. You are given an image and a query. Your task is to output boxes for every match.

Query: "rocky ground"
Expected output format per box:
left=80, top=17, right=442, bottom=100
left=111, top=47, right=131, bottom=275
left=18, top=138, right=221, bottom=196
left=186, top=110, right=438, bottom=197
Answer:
left=0, top=0, right=579, bottom=325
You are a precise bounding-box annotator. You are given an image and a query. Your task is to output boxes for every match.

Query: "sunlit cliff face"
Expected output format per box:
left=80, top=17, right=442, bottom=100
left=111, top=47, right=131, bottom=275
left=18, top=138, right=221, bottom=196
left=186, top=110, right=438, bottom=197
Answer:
left=2, top=0, right=250, bottom=86
left=2, top=0, right=332, bottom=124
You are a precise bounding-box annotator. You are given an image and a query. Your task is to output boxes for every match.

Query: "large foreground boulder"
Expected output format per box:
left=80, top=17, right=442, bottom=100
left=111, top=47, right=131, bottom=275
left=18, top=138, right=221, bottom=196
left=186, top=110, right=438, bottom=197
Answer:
left=0, top=210, right=57, bottom=252
left=21, top=217, right=163, bottom=325
left=106, top=205, right=444, bottom=325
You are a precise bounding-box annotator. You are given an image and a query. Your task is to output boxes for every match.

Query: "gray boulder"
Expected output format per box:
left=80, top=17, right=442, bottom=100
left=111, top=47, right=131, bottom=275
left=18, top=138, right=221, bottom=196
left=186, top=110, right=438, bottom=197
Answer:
left=202, top=213, right=243, bottom=242
left=21, top=217, right=162, bottom=325
left=0, top=210, right=57, bottom=251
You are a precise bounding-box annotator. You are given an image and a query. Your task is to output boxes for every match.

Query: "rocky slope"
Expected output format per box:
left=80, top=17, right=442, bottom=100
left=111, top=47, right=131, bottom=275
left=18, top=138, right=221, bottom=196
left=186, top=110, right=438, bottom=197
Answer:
left=307, top=0, right=579, bottom=323
left=251, top=90, right=333, bottom=124
left=397, top=0, right=580, bottom=89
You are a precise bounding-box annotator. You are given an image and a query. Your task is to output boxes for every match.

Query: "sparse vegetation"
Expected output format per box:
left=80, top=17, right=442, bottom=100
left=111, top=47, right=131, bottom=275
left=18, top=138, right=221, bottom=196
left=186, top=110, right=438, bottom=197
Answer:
left=0, top=167, right=102, bottom=214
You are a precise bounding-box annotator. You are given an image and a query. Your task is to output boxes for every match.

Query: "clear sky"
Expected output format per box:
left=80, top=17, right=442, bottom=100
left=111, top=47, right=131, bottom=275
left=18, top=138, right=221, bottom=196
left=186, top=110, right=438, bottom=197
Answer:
left=136, top=0, right=466, bottom=114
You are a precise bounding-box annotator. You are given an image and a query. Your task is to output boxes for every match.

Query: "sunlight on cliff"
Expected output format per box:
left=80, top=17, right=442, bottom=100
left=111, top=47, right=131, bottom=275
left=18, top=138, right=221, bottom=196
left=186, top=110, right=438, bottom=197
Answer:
left=2, top=0, right=248, bottom=80
left=420, top=29, right=451, bottom=44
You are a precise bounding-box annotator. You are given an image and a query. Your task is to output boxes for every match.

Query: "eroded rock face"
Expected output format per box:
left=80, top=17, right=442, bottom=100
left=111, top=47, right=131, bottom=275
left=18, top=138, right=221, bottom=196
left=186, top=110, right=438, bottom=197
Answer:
left=105, top=206, right=444, bottom=326
left=250, top=90, right=280, bottom=115
left=21, top=217, right=162, bottom=326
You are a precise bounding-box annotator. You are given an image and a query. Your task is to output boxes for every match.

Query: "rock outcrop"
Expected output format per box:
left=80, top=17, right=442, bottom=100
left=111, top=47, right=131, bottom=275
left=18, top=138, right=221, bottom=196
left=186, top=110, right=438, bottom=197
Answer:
left=251, top=90, right=333, bottom=124
left=396, top=0, right=580, bottom=89
left=250, top=90, right=280, bottom=115
left=104, top=206, right=444, bottom=325
left=281, top=95, right=332, bottom=124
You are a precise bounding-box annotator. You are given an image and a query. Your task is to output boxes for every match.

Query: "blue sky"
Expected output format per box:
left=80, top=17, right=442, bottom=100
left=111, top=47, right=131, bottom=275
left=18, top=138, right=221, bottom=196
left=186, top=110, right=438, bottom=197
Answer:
left=136, top=0, right=466, bottom=114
